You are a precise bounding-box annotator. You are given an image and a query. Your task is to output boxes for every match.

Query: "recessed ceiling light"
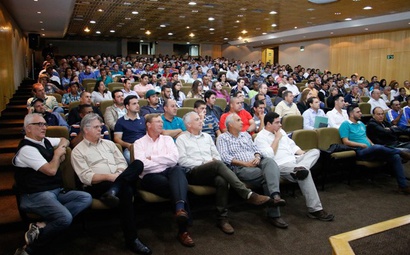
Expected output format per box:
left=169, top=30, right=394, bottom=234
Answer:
left=110, top=30, right=115, bottom=33
left=188, top=2, right=196, bottom=5
left=209, top=28, right=215, bottom=31
left=294, top=26, right=298, bottom=29
left=307, top=8, right=315, bottom=11
left=189, top=33, right=195, bottom=37
left=90, top=20, right=96, bottom=24
left=365, top=28, right=368, bottom=30
left=132, top=11, right=138, bottom=14
left=330, top=32, right=334, bottom=34
left=262, top=32, right=267, bottom=35
left=237, top=14, right=243, bottom=17
left=187, top=42, right=190, bottom=44
left=241, top=30, right=247, bottom=34
left=145, top=30, right=151, bottom=35
left=192, top=10, right=198, bottom=12
left=140, top=28, right=145, bottom=30
left=96, top=31, right=101, bottom=34
left=208, top=17, right=215, bottom=21
left=240, top=8, right=247, bottom=11
left=186, top=26, right=190, bottom=29
left=269, top=11, right=277, bottom=14
left=236, top=20, right=240, bottom=23
left=363, top=6, right=372, bottom=10
left=224, top=38, right=228, bottom=40
left=34, top=0, right=38, bottom=1
left=168, top=32, right=173, bottom=35
left=238, top=36, right=242, bottom=40
left=335, top=12, right=341, bottom=15
left=271, top=24, right=277, bottom=27
left=345, top=18, right=352, bottom=21
left=158, top=7, right=165, bottom=10
left=97, top=9, right=103, bottom=12
left=160, top=24, right=166, bottom=27
left=140, top=40, right=144, bottom=42
left=123, top=2, right=131, bottom=5
left=37, top=11, right=41, bottom=14
left=84, top=27, right=90, bottom=32
left=125, top=17, right=131, bottom=20
left=41, top=33, right=45, bottom=36
left=41, top=28, right=44, bottom=30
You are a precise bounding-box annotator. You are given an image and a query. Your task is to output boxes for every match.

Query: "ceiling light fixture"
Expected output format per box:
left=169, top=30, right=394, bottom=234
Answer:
left=209, top=28, right=215, bottom=31
left=37, top=11, right=41, bottom=14
left=168, top=32, right=173, bottom=35
left=132, top=11, right=138, bottom=14
left=269, top=11, right=277, bottom=14
left=345, top=18, right=352, bottom=21
left=160, top=24, right=166, bottom=27
left=300, top=46, right=305, bottom=52
left=188, top=2, right=196, bottom=5
left=363, top=6, right=372, bottom=10
left=110, top=30, right=115, bottom=33
left=334, top=12, right=341, bottom=15
left=41, top=33, right=45, bottom=36
left=208, top=17, right=214, bottom=21
left=186, top=26, right=190, bottom=29
left=271, top=24, right=277, bottom=27
left=308, top=0, right=338, bottom=3
left=145, top=30, right=151, bottom=35
left=224, top=38, right=228, bottom=40
left=98, top=9, right=103, bottom=12
left=241, top=30, right=247, bottom=34
left=84, top=27, right=90, bottom=32
left=189, top=33, right=195, bottom=37
left=90, top=20, right=96, bottom=24
left=39, top=21, right=43, bottom=23
left=238, top=36, right=242, bottom=40
left=96, top=31, right=101, bottom=34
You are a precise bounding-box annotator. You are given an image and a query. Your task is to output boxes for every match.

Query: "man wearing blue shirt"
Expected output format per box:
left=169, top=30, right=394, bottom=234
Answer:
left=386, top=99, right=410, bottom=132
left=161, top=99, right=186, bottom=140
left=339, top=105, right=410, bottom=194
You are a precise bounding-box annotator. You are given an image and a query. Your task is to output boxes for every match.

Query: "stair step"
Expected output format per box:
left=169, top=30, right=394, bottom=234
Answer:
left=0, top=119, right=24, bottom=128
left=0, top=111, right=27, bottom=119
left=7, top=100, right=28, bottom=105
left=0, top=170, right=14, bottom=192
left=0, top=153, right=15, bottom=167
left=0, top=139, right=20, bottom=153
left=0, top=128, right=24, bottom=140
left=0, top=195, right=21, bottom=225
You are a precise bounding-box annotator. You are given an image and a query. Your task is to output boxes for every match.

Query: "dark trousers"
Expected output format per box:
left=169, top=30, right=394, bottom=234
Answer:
left=85, top=160, right=143, bottom=245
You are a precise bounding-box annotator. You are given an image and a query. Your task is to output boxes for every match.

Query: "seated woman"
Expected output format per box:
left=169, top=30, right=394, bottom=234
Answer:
left=172, top=81, right=186, bottom=108
left=297, top=88, right=313, bottom=114
left=91, top=80, right=112, bottom=106
left=186, top=80, right=204, bottom=100
left=218, top=72, right=231, bottom=88
left=212, top=81, right=230, bottom=103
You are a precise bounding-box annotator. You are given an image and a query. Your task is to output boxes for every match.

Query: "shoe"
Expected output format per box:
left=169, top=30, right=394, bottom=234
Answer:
left=25, top=223, right=40, bottom=245
left=127, top=238, right=152, bottom=255
left=307, top=210, right=335, bottom=221
left=100, top=190, right=120, bottom=208
left=399, top=151, right=410, bottom=161
left=247, top=192, right=272, bottom=206
left=272, top=194, right=286, bottom=207
left=177, top=232, right=195, bottom=247
left=217, top=219, right=234, bottom=234
left=14, top=247, right=29, bottom=255
left=290, top=167, right=309, bottom=180
left=269, top=217, right=289, bottom=229
left=398, top=186, right=410, bottom=195
left=175, top=209, right=189, bottom=225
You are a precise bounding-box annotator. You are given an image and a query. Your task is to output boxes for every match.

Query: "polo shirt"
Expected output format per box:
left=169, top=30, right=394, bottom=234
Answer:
left=339, top=120, right=371, bottom=147
left=161, top=115, right=186, bottom=132
left=386, top=109, right=408, bottom=129
left=219, top=109, right=252, bottom=132
left=114, top=114, right=146, bottom=143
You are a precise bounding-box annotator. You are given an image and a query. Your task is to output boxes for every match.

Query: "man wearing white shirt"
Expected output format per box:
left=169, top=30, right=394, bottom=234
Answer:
left=285, top=80, right=300, bottom=98
left=255, top=112, right=334, bottom=221
left=369, top=89, right=389, bottom=112
left=326, top=94, right=348, bottom=129
left=302, top=97, right=327, bottom=130
left=274, top=91, right=301, bottom=118
left=226, top=65, right=239, bottom=84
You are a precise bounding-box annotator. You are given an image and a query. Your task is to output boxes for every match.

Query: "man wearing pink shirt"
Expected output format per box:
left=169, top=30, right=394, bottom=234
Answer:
left=133, top=113, right=194, bottom=248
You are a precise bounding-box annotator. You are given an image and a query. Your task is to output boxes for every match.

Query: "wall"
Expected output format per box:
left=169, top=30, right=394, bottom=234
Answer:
left=330, top=30, right=410, bottom=84
left=0, top=2, right=29, bottom=113
left=45, top=39, right=121, bottom=56
left=221, top=45, right=262, bottom=62
left=279, top=39, right=330, bottom=70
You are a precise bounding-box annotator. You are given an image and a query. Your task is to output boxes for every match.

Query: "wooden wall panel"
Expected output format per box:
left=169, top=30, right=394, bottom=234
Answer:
left=330, top=30, right=410, bottom=85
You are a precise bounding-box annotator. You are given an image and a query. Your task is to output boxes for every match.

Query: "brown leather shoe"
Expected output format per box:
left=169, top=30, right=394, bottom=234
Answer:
left=177, top=232, right=195, bottom=247
left=398, top=186, right=410, bottom=195
left=175, top=209, right=189, bottom=225
left=269, top=217, right=289, bottom=229
left=272, top=194, right=286, bottom=207
left=217, top=219, right=234, bottom=235
left=247, top=192, right=272, bottom=206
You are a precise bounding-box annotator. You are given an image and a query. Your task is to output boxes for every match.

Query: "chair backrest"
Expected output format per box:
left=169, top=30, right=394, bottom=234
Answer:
left=360, top=96, right=370, bottom=103
left=182, top=98, right=199, bottom=108
left=82, top=79, right=97, bottom=86
left=224, top=87, right=232, bottom=95
left=60, top=147, right=77, bottom=190
left=99, top=100, right=114, bottom=116
left=215, top=98, right=227, bottom=110
left=400, top=101, right=407, bottom=108
left=108, top=82, right=124, bottom=92
left=316, top=127, right=342, bottom=151
left=138, top=99, right=148, bottom=108
left=292, top=129, right=318, bottom=150
left=129, top=143, right=135, bottom=162
left=85, top=82, right=95, bottom=93
left=358, top=102, right=371, bottom=115
left=68, top=101, right=80, bottom=111
left=281, top=115, right=303, bottom=133
left=296, top=83, right=306, bottom=92
left=177, top=107, right=193, bottom=118
left=244, top=97, right=251, bottom=106
left=50, top=93, right=62, bottom=103
left=46, top=126, right=69, bottom=139
left=180, top=86, right=192, bottom=96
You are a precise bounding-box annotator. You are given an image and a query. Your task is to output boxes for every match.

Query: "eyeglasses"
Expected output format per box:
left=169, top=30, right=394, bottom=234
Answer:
left=29, top=122, right=48, bottom=127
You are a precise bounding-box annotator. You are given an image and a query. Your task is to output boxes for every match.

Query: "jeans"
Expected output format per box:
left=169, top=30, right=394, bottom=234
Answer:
left=20, top=188, right=92, bottom=254
left=85, top=159, right=143, bottom=244
left=187, top=160, right=251, bottom=218
left=356, top=144, right=408, bottom=188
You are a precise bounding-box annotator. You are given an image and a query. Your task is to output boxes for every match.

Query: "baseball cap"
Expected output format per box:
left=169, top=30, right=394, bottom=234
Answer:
left=145, top=89, right=160, bottom=98
left=30, top=97, right=44, bottom=106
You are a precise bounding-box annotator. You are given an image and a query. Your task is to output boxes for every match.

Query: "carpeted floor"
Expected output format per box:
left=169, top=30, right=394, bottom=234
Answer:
left=1, top=170, right=410, bottom=255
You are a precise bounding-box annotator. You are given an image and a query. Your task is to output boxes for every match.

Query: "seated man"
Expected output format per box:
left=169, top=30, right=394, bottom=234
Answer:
left=134, top=114, right=193, bottom=247
left=205, top=90, right=224, bottom=121
left=253, top=100, right=266, bottom=133
left=27, top=83, right=63, bottom=114
left=274, top=91, right=301, bottom=118
left=176, top=112, right=273, bottom=235
left=302, top=97, right=328, bottom=130
left=367, top=107, right=410, bottom=147
left=140, top=90, right=164, bottom=117
left=224, top=91, right=252, bottom=114
left=159, top=84, right=172, bottom=106
left=122, top=78, right=139, bottom=98
left=72, top=113, right=152, bottom=255
left=30, top=98, right=69, bottom=130
left=193, top=100, right=220, bottom=142
left=161, top=99, right=186, bottom=139
left=70, top=104, right=109, bottom=148
left=255, top=112, right=335, bottom=221
left=67, top=91, right=103, bottom=126
left=369, top=89, right=389, bottom=112
left=386, top=99, right=410, bottom=133
left=339, top=105, right=410, bottom=194
left=250, top=83, right=273, bottom=110
left=217, top=113, right=287, bottom=228
left=104, top=89, right=127, bottom=131
left=326, top=94, right=348, bottom=129
left=114, top=95, right=146, bottom=164
left=61, top=82, right=81, bottom=107
left=13, top=114, right=92, bottom=255
left=219, top=96, right=256, bottom=133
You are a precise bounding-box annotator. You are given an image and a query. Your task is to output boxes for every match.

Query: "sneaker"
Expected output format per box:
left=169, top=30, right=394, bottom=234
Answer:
left=14, top=247, right=29, bottom=255
left=25, top=223, right=40, bottom=245
left=307, top=210, right=335, bottom=221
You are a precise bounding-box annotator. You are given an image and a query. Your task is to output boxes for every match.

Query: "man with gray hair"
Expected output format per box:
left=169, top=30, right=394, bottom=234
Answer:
left=250, top=83, right=273, bottom=109
left=217, top=113, right=288, bottom=229
left=72, top=113, right=152, bottom=255
left=176, top=111, right=273, bottom=235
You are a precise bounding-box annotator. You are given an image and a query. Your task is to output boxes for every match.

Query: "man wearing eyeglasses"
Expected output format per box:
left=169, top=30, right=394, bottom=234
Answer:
left=13, top=114, right=92, bottom=255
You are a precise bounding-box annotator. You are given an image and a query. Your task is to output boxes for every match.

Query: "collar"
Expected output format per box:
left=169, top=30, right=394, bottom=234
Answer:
left=24, top=136, right=46, bottom=146
left=124, top=113, right=140, bottom=120
left=82, top=138, right=102, bottom=146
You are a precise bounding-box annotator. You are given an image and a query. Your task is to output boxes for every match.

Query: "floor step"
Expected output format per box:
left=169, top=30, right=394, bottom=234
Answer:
left=7, top=100, right=28, bottom=105
left=0, top=128, right=24, bottom=139
left=0, top=170, right=14, bottom=192
left=0, top=153, right=15, bottom=167
left=0, top=119, right=24, bottom=128
left=0, top=111, right=27, bottom=119
left=0, top=195, right=21, bottom=225
left=0, top=139, right=20, bottom=153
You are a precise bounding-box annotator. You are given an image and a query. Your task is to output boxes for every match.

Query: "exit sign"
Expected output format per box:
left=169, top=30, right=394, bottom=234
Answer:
left=387, top=55, right=394, bottom=59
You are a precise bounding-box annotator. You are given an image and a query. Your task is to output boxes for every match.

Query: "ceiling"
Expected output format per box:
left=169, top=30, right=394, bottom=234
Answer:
left=3, top=0, right=410, bottom=47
